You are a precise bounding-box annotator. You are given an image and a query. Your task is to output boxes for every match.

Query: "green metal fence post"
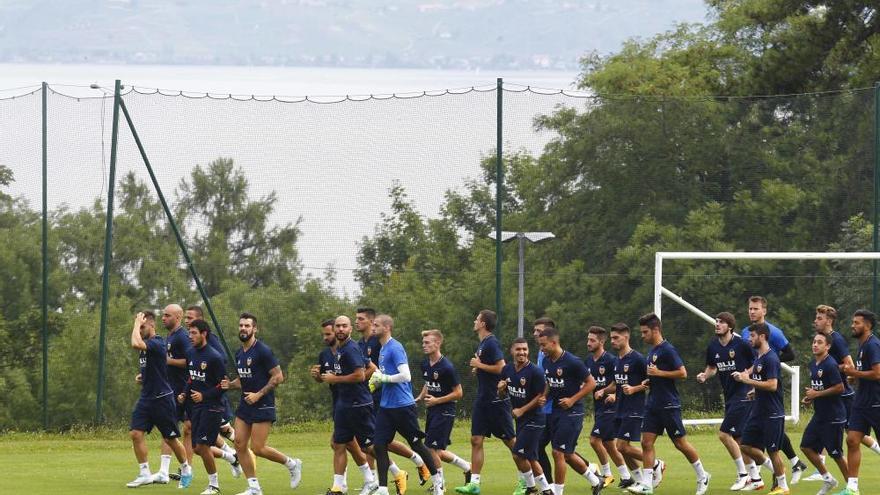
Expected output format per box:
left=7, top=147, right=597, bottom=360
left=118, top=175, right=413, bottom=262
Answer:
left=118, top=99, right=236, bottom=367
left=95, top=80, right=122, bottom=424
left=874, top=82, right=880, bottom=313
left=41, top=81, right=48, bottom=430
left=496, top=78, right=504, bottom=331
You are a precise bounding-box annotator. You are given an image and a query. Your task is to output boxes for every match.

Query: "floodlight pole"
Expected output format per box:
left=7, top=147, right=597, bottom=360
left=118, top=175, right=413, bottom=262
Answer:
left=490, top=231, right=555, bottom=338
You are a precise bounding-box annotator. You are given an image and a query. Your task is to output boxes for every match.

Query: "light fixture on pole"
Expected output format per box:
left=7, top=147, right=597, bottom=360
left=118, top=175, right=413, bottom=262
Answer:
left=488, top=230, right=556, bottom=338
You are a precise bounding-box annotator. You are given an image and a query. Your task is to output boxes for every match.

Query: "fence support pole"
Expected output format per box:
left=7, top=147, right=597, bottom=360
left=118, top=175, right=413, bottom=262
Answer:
left=41, top=81, right=49, bottom=430
left=95, top=80, right=121, bottom=424
left=118, top=99, right=236, bottom=366
left=495, top=78, right=504, bottom=330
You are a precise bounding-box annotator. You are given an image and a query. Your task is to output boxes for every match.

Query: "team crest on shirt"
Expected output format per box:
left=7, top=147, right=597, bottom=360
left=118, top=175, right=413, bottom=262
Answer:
left=624, top=364, right=630, bottom=372
left=520, top=377, right=526, bottom=386
left=368, top=347, right=373, bottom=356
left=433, top=371, right=439, bottom=380
left=729, top=349, right=735, bottom=359
left=246, top=358, right=252, bottom=366
left=556, top=368, right=563, bottom=377
left=756, top=364, right=762, bottom=373
left=818, top=369, right=824, bottom=378
left=652, top=354, right=657, bottom=363
left=200, top=361, right=207, bottom=370
left=599, top=366, right=605, bottom=375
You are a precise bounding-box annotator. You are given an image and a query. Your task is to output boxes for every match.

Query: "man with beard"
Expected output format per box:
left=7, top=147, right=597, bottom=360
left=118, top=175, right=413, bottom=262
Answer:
left=585, top=326, right=625, bottom=489
left=221, top=313, right=302, bottom=495
left=838, top=309, right=880, bottom=495
left=607, top=323, right=648, bottom=490
left=696, top=312, right=760, bottom=490
left=126, top=311, right=192, bottom=488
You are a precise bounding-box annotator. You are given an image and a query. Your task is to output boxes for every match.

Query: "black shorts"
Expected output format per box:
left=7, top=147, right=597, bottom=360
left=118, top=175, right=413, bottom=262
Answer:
left=236, top=401, right=277, bottom=424
left=375, top=404, right=425, bottom=446
left=801, top=417, right=845, bottom=458
left=641, top=407, right=686, bottom=439
left=425, top=409, right=455, bottom=450
left=742, top=415, right=784, bottom=452
left=471, top=400, right=515, bottom=439
left=720, top=401, right=752, bottom=438
left=549, top=411, right=583, bottom=454
left=130, top=395, right=181, bottom=439
left=190, top=406, right=224, bottom=447
left=333, top=405, right=375, bottom=448
left=615, top=417, right=643, bottom=442
left=848, top=407, right=880, bottom=436
left=590, top=413, right=616, bottom=441
left=513, top=417, right=546, bottom=461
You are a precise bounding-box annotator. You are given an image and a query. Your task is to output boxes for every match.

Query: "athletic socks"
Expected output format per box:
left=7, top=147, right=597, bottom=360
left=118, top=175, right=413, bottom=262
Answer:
left=761, top=458, right=774, bottom=473
left=471, top=473, right=481, bottom=484
left=410, top=452, right=425, bottom=467
left=776, top=475, right=788, bottom=491
left=389, top=463, right=401, bottom=477
left=733, top=457, right=746, bottom=476
left=747, top=461, right=759, bottom=480
left=617, top=464, right=631, bottom=480
left=536, top=474, right=550, bottom=491
left=159, top=454, right=172, bottom=476
left=450, top=455, right=471, bottom=472
left=181, top=462, right=192, bottom=476
left=221, top=442, right=236, bottom=456
left=359, top=463, right=375, bottom=483
left=221, top=450, right=236, bottom=464
left=822, top=472, right=834, bottom=483
left=788, top=456, right=800, bottom=468
left=600, top=463, right=612, bottom=477
left=138, top=462, right=150, bottom=477
left=208, top=472, right=219, bottom=488
left=848, top=477, right=859, bottom=491
left=633, top=468, right=643, bottom=484
left=432, top=472, right=443, bottom=487
left=553, top=483, right=564, bottom=495
left=692, top=459, right=707, bottom=479
left=871, top=441, right=880, bottom=455
left=334, top=474, right=346, bottom=488
left=523, top=470, right=535, bottom=488
left=643, top=468, right=654, bottom=486
left=582, top=466, right=601, bottom=486
left=247, top=477, right=261, bottom=490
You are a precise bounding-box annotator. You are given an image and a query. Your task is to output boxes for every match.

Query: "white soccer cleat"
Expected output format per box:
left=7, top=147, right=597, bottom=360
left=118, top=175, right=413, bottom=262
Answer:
left=742, top=479, right=764, bottom=491
left=289, top=458, right=303, bottom=488
left=126, top=474, right=154, bottom=488
left=625, top=482, right=653, bottom=494
left=200, top=485, right=222, bottom=495
left=803, top=471, right=824, bottom=482
left=151, top=472, right=171, bottom=484
left=791, top=460, right=808, bottom=485
left=235, top=489, right=262, bottom=495
left=729, top=474, right=749, bottom=491
left=358, top=481, right=379, bottom=495
left=230, top=457, right=243, bottom=479
left=695, top=472, right=710, bottom=495
left=652, top=459, right=665, bottom=488
left=817, top=477, right=838, bottom=495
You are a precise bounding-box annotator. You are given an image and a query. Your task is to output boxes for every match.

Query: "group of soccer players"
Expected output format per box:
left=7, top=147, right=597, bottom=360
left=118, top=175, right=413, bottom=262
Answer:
left=126, top=304, right=302, bottom=495
left=126, top=295, right=880, bottom=495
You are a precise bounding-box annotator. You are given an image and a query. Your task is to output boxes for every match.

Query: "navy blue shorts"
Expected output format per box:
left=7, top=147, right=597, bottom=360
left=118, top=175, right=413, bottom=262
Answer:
left=471, top=400, right=515, bottom=439
left=615, top=417, right=642, bottom=442
left=742, top=415, right=784, bottom=452
left=720, top=401, right=752, bottom=437
left=642, top=407, right=686, bottom=438
left=849, top=407, right=880, bottom=436
left=590, top=413, right=616, bottom=441
left=513, top=418, right=546, bottom=461
left=843, top=394, right=854, bottom=429
left=549, top=411, right=583, bottom=454
left=221, top=395, right=235, bottom=423
left=425, top=409, right=455, bottom=450
left=376, top=404, right=425, bottom=446
left=236, top=401, right=277, bottom=424
left=801, top=418, right=845, bottom=458
left=130, top=395, right=181, bottom=439
left=333, top=405, right=375, bottom=448
left=190, top=406, right=224, bottom=447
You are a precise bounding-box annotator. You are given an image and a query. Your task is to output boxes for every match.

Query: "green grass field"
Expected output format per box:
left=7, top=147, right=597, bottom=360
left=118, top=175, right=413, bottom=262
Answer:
left=2, top=421, right=878, bottom=494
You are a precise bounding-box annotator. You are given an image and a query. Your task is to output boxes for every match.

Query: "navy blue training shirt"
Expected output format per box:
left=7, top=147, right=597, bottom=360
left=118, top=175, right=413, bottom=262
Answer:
left=166, top=326, right=192, bottom=394
left=421, top=355, right=460, bottom=415
left=542, top=350, right=590, bottom=414
left=334, top=338, right=374, bottom=409
left=827, top=331, right=854, bottom=397
left=855, top=334, right=880, bottom=409
left=751, top=350, right=785, bottom=418
left=808, top=354, right=846, bottom=423
left=705, top=336, right=754, bottom=404
left=184, top=342, right=226, bottom=409
left=502, top=362, right=546, bottom=425
left=318, top=347, right=338, bottom=406
left=585, top=351, right=617, bottom=416
left=140, top=335, right=173, bottom=400
left=614, top=349, right=647, bottom=419
left=236, top=340, right=280, bottom=411
left=646, top=340, right=684, bottom=410
left=475, top=334, right=506, bottom=404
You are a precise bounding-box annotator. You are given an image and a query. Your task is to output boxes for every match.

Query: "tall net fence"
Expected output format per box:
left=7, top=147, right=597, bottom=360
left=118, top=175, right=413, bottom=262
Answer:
left=0, top=82, right=876, bottom=428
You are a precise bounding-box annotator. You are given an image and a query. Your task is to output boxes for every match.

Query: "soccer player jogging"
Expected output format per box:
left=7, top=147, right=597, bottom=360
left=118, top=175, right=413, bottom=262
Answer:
left=695, top=312, right=761, bottom=490
left=356, top=307, right=427, bottom=491
left=415, top=329, right=472, bottom=489
left=126, top=311, right=192, bottom=488
left=733, top=322, right=790, bottom=495
left=800, top=332, right=849, bottom=495
left=220, top=312, right=303, bottom=495
left=320, top=315, right=379, bottom=495
left=606, top=323, right=648, bottom=490
left=838, top=309, right=880, bottom=495
left=498, top=338, right=554, bottom=495
left=454, top=310, right=516, bottom=495
left=187, top=305, right=243, bottom=480
left=160, top=303, right=195, bottom=487
left=633, top=313, right=709, bottom=495
left=532, top=317, right=557, bottom=484
left=740, top=296, right=809, bottom=483
left=539, top=326, right=604, bottom=495
left=585, top=326, right=625, bottom=489
left=178, top=319, right=228, bottom=495
left=368, top=315, right=443, bottom=495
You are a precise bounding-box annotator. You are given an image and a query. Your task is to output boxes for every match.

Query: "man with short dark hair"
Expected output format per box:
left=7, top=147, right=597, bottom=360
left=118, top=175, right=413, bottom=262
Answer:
left=634, top=313, right=709, bottom=495
left=696, top=312, right=760, bottom=490
left=838, top=309, right=880, bottom=495
left=179, top=319, right=228, bottom=495
left=585, top=326, right=623, bottom=488
left=734, top=323, right=789, bottom=495
left=126, top=311, right=192, bottom=488
left=455, top=310, right=515, bottom=495
left=221, top=312, right=302, bottom=495
left=532, top=317, right=556, bottom=484
left=607, top=323, right=647, bottom=490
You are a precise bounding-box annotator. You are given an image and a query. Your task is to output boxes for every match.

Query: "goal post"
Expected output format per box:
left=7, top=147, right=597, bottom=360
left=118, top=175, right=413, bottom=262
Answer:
left=654, top=251, right=880, bottom=427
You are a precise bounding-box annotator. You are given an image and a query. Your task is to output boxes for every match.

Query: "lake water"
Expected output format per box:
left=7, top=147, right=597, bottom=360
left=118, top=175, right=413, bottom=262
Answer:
left=0, top=64, right=585, bottom=297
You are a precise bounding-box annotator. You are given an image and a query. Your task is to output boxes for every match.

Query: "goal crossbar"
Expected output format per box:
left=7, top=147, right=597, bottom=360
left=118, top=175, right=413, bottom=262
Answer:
left=654, top=251, right=880, bottom=426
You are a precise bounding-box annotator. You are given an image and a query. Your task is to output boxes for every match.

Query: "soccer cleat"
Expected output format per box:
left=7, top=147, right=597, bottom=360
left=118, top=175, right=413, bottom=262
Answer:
left=791, top=460, right=808, bottom=485
left=126, top=474, right=154, bottom=488
left=289, top=458, right=303, bottom=489
left=170, top=469, right=182, bottom=481
left=326, top=486, right=347, bottom=495
left=625, top=482, right=652, bottom=494
left=652, top=459, right=665, bottom=488
left=541, top=491, right=553, bottom=495
left=234, top=489, right=262, bottom=495
left=179, top=472, right=194, bottom=489
left=394, top=471, right=409, bottom=495
left=199, top=486, right=222, bottom=495
left=830, top=489, right=859, bottom=495
left=432, top=482, right=446, bottom=495
left=742, top=478, right=764, bottom=491
left=512, top=478, right=527, bottom=495
left=618, top=478, right=637, bottom=490
left=591, top=479, right=605, bottom=495
left=729, top=473, right=749, bottom=491
left=766, top=487, right=789, bottom=495
left=418, top=465, right=432, bottom=486
left=804, top=471, right=825, bottom=482
left=454, top=482, right=480, bottom=495
left=230, top=455, right=243, bottom=479
left=818, top=478, right=839, bottom=495
left=152, top=473, right=171, bottom=484
left=359, top=481, right=379, bottom=495
left=695, top=472, right=711, bottom=495
left=603, top=475, right=614, bottom=488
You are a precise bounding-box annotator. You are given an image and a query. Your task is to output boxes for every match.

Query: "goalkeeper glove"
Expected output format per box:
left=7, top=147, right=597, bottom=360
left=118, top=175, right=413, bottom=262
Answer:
left=369, top=371, right=387, bottom=392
